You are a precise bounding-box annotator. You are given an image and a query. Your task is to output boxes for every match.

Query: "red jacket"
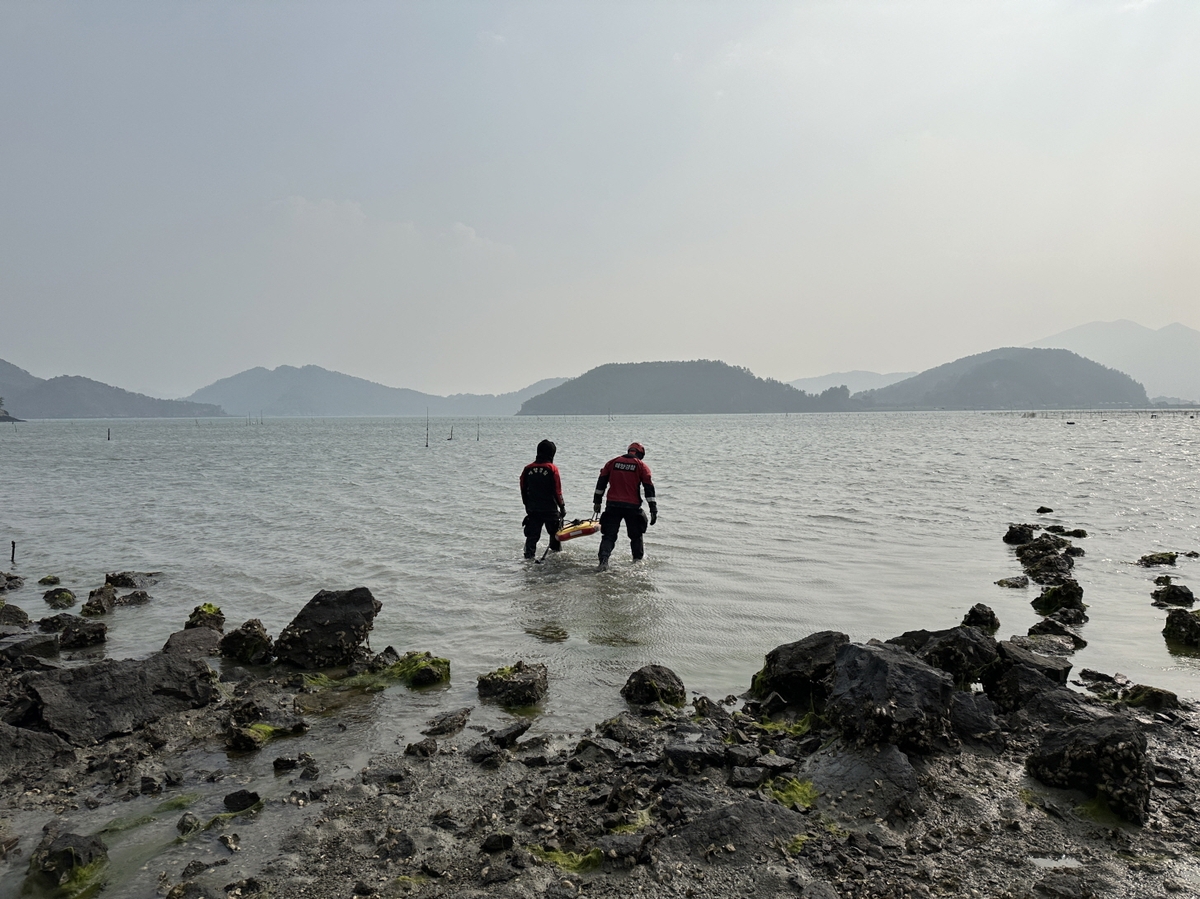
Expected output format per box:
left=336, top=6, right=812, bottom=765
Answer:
left=594, top=454, right=656, bottom=509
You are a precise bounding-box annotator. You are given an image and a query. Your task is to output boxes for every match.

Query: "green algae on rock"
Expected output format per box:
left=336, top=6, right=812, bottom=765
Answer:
left=43, top=587, right=77, bottom=609
left=24, top=832, right=109, bottom=899
left=477, top=660, right=548, bottom=707
left=185, top=603, right=225, bottom=632
left=1138, top=552, right=1178, bottom=567
left=530, top=846, right=603, bottom=873
left=769, top=777, right=819, bottom=810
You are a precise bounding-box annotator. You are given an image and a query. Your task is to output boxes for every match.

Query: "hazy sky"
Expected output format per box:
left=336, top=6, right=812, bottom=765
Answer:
left=2, top=1, right=1197, bottom=398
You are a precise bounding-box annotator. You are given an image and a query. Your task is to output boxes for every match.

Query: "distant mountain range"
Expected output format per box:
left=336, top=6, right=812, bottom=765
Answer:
left=1029, top=320, right=1200, bottom=402
left=519, top=361, right=853, bottom=415
left=186, top=365, right=569, bottom=417
left=3, top=328, right=1180, bottom=419
left=789, top=370, right=917, bottom=395
left=855, top=347, right=1147, bottom=410
left=0, top=359, right=223, bottom=419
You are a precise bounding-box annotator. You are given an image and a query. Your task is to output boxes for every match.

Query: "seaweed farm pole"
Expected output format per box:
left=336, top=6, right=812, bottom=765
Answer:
left=10, top=541, right=14, bottom=564
left=107, top=428, right=110, bottom=441
left=425, top=408, right=429, bottom=448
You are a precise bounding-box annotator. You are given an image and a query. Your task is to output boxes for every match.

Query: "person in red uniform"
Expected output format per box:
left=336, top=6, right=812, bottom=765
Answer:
left=520, top=439, right=566, bottom=559
left=593, top=442, right=657, bottom=569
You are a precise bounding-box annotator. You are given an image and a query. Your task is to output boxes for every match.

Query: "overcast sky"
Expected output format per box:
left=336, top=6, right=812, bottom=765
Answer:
left=2, top=1, right=1197, bottom=398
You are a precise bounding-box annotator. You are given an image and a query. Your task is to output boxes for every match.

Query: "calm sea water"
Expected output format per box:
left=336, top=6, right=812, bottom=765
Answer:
left=2, top=412, right=1199, bottom=735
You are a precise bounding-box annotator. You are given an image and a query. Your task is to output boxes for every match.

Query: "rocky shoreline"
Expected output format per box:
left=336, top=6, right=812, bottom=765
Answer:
left=2, top=521, right=1199, bottom=899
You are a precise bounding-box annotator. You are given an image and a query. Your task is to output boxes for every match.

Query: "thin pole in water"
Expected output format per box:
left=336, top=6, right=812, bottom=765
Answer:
left=107, top=428, right=110, bottom=441
left=425, top=408, right=429, bottom=448
left=10, top=541, right=14, bottom=564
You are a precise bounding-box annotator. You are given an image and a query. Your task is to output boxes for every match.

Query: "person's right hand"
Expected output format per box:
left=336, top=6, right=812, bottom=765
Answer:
left=593, top=502, right=602, bottom=517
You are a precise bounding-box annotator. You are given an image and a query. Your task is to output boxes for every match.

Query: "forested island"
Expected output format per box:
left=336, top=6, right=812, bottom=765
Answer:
left=517, top=361, right=849, bottom=415
left=0, top=359, right=223, bottom=420
left=187, top=365, right=567, bottom=418
left=855, top=347, right=1148, bottom=411
left=518, top=350, right=1149, bottom=415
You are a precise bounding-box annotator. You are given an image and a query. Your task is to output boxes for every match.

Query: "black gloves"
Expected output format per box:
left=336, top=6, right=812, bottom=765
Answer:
left=649, top=504, right=658, bottom=526
left=593, top=502, right=602, bottom=517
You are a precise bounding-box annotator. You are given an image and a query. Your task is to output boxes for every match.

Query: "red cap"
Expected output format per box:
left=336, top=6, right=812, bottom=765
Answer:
left=627, top=442, right=645, bottom=457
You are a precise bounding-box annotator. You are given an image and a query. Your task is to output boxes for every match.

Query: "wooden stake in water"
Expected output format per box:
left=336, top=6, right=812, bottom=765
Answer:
left=10, top=541, right=14, bottom=564
left=107, top=428, right=110, bottom=441
left=425, top=408, right=429, bottom=448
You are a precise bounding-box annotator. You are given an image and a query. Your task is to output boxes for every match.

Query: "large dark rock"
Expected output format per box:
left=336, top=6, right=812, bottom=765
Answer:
left=914, top=626, right=1000, bottom=686
left=0, top=602, right=30, bottom=626
left=886, top=629, right=935, bottom=654
left=1026, top=716, right=1152, bottom=824
left=162, top=627, right=220, bottom=658
left=274, top=587, right=381, bottom=669
left=1028, top=617, right=1086, bottom=649
left=1123, top=684, right=1179, bottom=711
left=1019, top=685, right=1107, bottom=729
left=750, top=630, right=849, bottom=709
left=950, top=691, right=1001, bottom=745
left=106, top=571, right=160, bottom=589
left=826, top=641, right=955, bottom=754
left=223, top=789, right=260, bottom=812
left=1151, top=584, right=1194, bottom=607
left=43, top=588, right=77, bottom=609
left=1138, top=552, right=1177, bottom=567
left=477, top=660, right=549, bottom=707
left=81, top=584, right=117, bottom=616
left=61, top=618, right=107, bottom=649
left=1015, top=534, right=1075, bottom=585
left=185, top=603, right=225, bottom=632
left=3, top=653, right=217, bottom=745
left=1031, top=579, right=1085, bottom=616
left=985, top=663, right=1056, bottom=714
left=1023, top=553, right=1075, bottom=585
left=1163, top=609, right=1200, bottom=647
left=1003, top=524, right=1037, bottom=545
left=40, top=613, right=107, bottom=648
left=620, top=664, right=685, bottom=706
left=27, top=832, right=108, bottom=893
left=1, top=572, right=25, bottom=592
left=0, top=630, right=59, bottom=663
left=219, top=619, right=274, bottom=665
left=0, top=721, right=74, bottom=775
left=997, top=640, right=1072, bottom=684
left=962, top=603, right=1001, bottom=631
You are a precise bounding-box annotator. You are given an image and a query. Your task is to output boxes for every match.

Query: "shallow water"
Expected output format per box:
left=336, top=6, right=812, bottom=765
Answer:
left=3, top=412, right=1199, bottom=726
left=2, top=411, right=1199, bottom=895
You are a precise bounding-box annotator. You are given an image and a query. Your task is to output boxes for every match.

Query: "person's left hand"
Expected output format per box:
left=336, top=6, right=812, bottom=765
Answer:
left=650, top=509, right=658, bottom=526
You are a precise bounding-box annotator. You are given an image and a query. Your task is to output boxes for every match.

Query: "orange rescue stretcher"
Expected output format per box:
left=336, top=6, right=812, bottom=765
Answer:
left=555, top=517, right=600, bottom=542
